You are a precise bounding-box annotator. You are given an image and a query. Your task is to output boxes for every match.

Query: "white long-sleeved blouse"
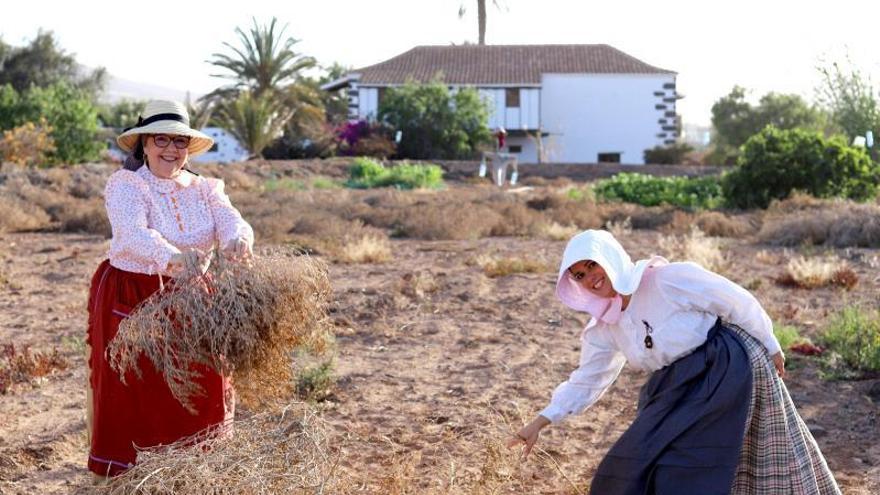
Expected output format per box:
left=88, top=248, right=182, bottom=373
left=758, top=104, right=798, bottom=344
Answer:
left=105, top=165, right=254, bottom=276
left=540, top=261, right=782, bottom=424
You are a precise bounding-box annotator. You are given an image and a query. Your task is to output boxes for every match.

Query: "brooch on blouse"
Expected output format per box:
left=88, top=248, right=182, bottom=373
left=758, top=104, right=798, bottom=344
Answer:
left=642, top=320, right=654, bottom=349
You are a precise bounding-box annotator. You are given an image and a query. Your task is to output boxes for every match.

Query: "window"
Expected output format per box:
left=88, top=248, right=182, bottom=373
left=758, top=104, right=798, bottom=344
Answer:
left=209, top=143, right=219, bottom=152
left=598, top=153, right=621, bottom=163
left=505, top=88, right=520, bottom=108
left=508, top=145, right=522, bottom=153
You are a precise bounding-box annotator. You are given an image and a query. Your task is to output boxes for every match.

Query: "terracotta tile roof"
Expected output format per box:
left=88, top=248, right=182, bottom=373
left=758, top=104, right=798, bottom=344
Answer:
left=352, top=44, right=674, bottom=86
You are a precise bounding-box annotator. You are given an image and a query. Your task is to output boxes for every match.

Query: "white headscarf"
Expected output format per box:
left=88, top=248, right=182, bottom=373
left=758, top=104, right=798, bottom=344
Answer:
left=555, top=230, right=667, bottom=324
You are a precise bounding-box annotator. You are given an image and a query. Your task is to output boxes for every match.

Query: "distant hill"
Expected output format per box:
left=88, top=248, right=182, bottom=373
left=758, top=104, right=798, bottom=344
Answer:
left=100, top=73, right=203, bottom=104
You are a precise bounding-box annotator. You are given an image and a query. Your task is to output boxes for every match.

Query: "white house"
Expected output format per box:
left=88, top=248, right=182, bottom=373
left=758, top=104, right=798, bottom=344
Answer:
left=191, top=127, right=250, bottom=164
left=321, top=44, right=680, bottom=165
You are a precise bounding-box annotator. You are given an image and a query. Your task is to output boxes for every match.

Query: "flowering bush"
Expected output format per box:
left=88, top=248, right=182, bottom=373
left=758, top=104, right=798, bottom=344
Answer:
left=335, top=120, right=396, bottom=158
left=0, top=119, right=55, bottom=167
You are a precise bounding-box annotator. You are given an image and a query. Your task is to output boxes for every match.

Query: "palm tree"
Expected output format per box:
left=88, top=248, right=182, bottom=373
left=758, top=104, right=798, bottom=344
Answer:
left=214, top=91, right=294, bottom=159
left=458, top=0, right=504, bottom=45
left=207, top=17, right=316, bottom=97
left=185, top=93, right=213, bottom=130
left=205, top=17, right=323, bottom=157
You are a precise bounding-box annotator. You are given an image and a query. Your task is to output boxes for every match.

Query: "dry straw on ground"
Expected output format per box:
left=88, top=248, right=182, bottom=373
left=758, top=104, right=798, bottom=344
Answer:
left=107, top=251, right=332, bottom=412
left=339, top=234, right=392, bottom=263
left=80, top=404, right=347, bottom=495
left=776, top=255, right=859, bottom=290
left=659, top=227, right=726, bottom=272
left=758, top=195, right=880, bottom=248
left=541, top=221, right=580, bottom=241
left=471, top=254, right=551, bottom=278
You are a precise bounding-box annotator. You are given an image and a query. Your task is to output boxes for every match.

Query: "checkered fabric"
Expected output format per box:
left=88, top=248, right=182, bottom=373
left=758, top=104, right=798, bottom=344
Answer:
left=727, top=325, right=842, bottom=495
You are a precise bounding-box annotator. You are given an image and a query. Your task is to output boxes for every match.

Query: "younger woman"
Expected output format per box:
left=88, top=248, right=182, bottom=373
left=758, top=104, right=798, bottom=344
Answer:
left=509, top=229, right=840, bottom=494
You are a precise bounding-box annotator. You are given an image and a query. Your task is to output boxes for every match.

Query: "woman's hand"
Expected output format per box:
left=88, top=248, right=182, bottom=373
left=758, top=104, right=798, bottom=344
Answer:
left=771, top=351, right=786, bottom=378
left=506, top=415, right=551, bottom=459
left=167, top=249, right=208, bottom=275
left=223, top=238, right=252, bottom=261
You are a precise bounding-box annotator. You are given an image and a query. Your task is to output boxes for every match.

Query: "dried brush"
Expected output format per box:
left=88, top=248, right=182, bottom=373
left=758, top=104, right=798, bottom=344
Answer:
left=80, top=404, right=347, bottom=494
left=107, top=250, right=332, bottom=413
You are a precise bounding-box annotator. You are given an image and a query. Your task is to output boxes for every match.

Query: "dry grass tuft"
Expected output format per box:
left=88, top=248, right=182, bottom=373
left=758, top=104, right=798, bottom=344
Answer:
left=758, top=196, right=880, bottom=248
left=339, top=234, right=392, bottom=264
left=0, top=343, right=69, bottom=394
left=56, top=198, right=111, bottom=237
left=541, top=221, right=580, bottom=241
left=81, top=404, right=348, bottom=494
left=693, top=211, right=756, bottom=238
left=776, top=255, right=858, bottom=290
left=397, top=272, right=440, bottom=299
left=606, top=217, right=633, bottom=238
left=659, top=227, right=726, bottom=272
left=396, top=202, right=503, bottom=240
left=0, top=195, right=50, bottom=232
left=755, top=249, right=780, bottom=265
left=108, top=251, right=332, bottom=412
left=474, top=255, right=551, bottom=278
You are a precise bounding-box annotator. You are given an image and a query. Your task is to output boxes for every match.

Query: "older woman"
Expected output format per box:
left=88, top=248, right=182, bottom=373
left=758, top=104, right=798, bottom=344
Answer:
left=508, top=230, right=840, bottom=495
left=86, top=100, right=254, bottom=477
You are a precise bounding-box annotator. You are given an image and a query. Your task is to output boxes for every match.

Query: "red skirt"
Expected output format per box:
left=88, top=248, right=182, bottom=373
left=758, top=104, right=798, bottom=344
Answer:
left=86, top=260, right=234, bottom=476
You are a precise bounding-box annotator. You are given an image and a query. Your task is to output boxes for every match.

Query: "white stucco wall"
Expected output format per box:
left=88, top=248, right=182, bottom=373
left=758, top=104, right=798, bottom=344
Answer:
left=358, top=86, right=542, bottom=134
left=477, top=88, right=540, bottom=132
left=191, top=127, right=250, bottom=164
left=540, top=73, right=677, bottom=164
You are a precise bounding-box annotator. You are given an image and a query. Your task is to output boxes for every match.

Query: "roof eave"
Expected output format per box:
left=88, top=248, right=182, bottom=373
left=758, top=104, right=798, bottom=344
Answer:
left=320, top=73, right=361, bottom=91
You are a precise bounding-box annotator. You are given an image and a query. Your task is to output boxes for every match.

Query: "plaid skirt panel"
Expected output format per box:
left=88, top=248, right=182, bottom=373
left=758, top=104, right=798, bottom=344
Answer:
left=727, top=324, right=841, bottom=495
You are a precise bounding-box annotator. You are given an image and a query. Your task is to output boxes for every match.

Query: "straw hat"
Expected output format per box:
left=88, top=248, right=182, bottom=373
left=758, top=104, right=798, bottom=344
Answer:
left=116, top=100, right=214, bottom=156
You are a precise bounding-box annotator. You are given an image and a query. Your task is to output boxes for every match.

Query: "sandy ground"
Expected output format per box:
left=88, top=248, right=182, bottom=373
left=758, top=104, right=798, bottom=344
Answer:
left=1, top=231, right=879, bottom=493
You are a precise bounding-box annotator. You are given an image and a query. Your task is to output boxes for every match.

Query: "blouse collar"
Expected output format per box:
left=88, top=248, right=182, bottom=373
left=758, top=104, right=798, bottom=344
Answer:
left=137, top=162, right=196, bottom=192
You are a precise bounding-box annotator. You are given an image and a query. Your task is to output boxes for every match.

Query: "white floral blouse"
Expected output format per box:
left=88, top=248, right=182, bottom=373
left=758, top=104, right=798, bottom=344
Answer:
left=105, top=165, right=254, bottom=276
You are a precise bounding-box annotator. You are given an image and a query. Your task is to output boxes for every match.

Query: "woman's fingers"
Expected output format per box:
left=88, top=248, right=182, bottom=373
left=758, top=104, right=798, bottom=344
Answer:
left=772, top=352, right=786, bottom=378
left=522, top=437, right=536, bottom=459
left=506, top=431, right=538, bottom=459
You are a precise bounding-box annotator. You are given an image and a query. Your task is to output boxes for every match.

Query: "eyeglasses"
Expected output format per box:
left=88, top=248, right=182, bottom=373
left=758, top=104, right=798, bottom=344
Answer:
left=150, top=134, right=191, bottom=150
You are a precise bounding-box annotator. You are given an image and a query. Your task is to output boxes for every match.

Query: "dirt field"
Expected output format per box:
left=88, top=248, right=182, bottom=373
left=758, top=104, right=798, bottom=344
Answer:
left=1, top=228, right=879, bottom=493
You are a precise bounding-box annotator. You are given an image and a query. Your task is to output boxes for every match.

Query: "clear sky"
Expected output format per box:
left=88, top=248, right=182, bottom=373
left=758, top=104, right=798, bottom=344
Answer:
left=3, top=0, right=879, bottom=125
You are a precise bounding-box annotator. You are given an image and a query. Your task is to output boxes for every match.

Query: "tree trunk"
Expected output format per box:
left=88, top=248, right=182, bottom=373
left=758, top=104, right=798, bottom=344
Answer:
left=478, top=0, right=487, bottom=45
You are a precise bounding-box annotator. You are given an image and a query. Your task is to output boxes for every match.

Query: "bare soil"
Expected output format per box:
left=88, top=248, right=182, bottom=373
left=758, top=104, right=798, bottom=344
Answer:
left=1, top=229, right=878, bottom=493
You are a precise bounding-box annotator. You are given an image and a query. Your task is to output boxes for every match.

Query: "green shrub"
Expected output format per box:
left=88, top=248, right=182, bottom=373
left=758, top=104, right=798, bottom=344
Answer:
left=723, top=126, right=880, bottom=209
left=347, top=157, right=444, bottom=189
left=264, top=178, right=307, bottom=191
left=294, top=360, right=335, bottom=402
left=822, top=305, right=880, bottom=372
left=311, top=177, right=341, bottom=189
left=774, top=324, right=809, bottom=350
left=378, top=80, right=491, bottom=159
left=594, top=173, right=723, bottom=209
left=643, top=143, right=693, bottom=165
left=0, top=82, right=102, bottom=164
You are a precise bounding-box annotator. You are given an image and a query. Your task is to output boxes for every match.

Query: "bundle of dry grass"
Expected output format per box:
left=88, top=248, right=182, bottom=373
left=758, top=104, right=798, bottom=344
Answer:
left=107, top=251, right=332, bottom=412
left=81, top=405, right=348, bottom=495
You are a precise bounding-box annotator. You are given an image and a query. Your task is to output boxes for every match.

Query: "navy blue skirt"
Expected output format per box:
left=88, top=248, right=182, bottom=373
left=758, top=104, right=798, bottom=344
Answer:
left=590, top=320, right=752, bottom=495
